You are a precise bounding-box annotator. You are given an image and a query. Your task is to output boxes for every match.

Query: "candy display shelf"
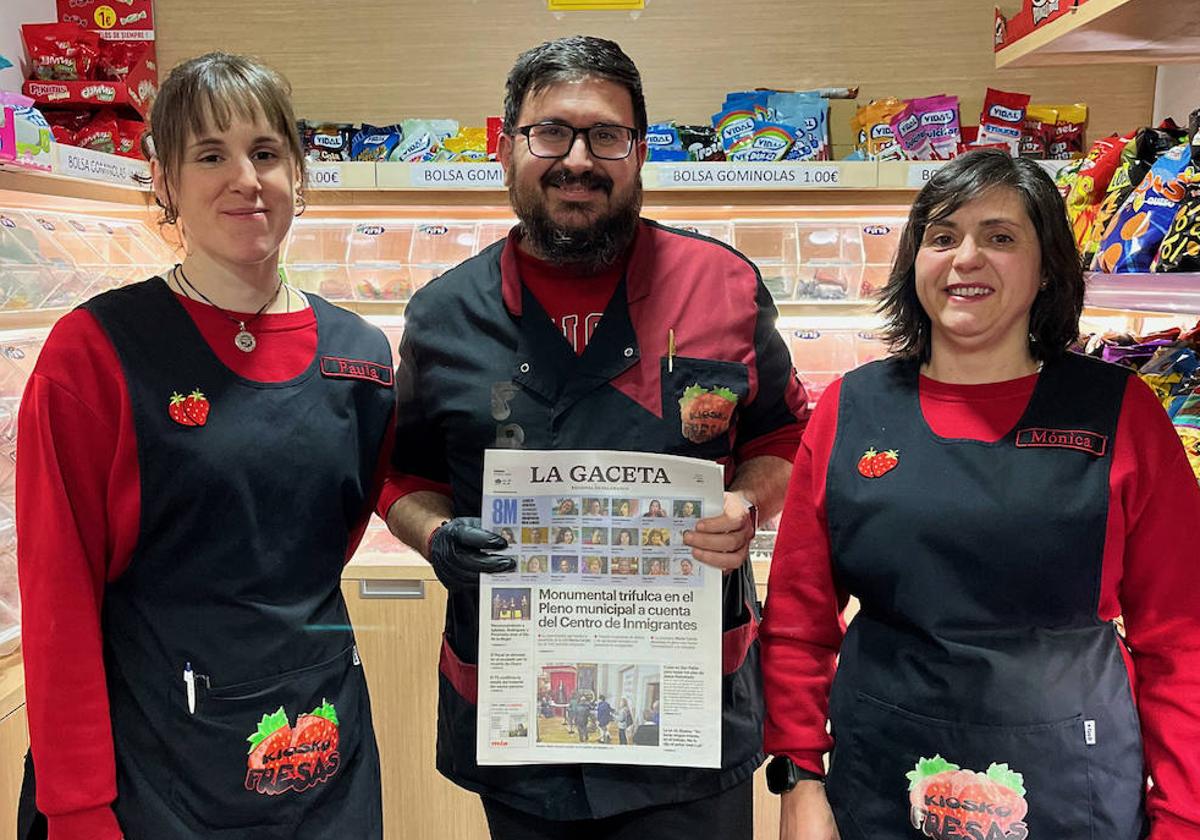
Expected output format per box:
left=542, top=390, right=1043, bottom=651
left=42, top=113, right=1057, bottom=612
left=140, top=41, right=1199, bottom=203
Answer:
left=995, top=0, right=1200, bottom=68
left=2, top=152, right=1199, bottom=656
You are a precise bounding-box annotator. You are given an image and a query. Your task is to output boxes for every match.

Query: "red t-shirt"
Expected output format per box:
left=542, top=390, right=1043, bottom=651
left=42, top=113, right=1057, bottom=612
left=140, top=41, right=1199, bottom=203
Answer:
left=514, top=245, right=625, bottom=356
left=16, top=286, right=393, bottom=840
left=760, top=370, right=1200, bottom=838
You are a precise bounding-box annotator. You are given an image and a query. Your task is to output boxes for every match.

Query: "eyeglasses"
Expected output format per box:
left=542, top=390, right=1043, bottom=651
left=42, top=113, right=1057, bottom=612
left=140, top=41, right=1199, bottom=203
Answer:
left=517, top=122, right=637, bottom=160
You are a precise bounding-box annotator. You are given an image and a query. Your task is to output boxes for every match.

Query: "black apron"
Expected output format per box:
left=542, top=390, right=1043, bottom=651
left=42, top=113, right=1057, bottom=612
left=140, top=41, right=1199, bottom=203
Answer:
left=822, top=355, right=1146, bottom=840
left=20, top=279, right=391, bottom=838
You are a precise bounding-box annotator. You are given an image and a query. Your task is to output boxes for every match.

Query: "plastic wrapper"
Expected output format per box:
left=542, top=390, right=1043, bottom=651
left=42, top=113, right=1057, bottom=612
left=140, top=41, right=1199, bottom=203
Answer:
left=391, top=119, right=458, bottom=162
left=441, top=128, right=488, bottom=162
left=1152, top=161, right=1200, bottom=273
left=852, top=98, right=905, bottom=160
left=712, top=106, right=756, bottom=153
left=351, top=124, right=402, bottom=162
left=75, top=110, right=118, bottom=154
left=21, top=22, right=100, bottom=81
left=912, top=95, right=960, bottom=160
left=1020, top=106, right=1058, bottom=159
left=299, top=120, right=354, bottom=162
left=890, top=104, right=934, bottom=161
left=977, top=88, right=1030, bottom=154
left=677, top=125, right=724, bottom=162
left=1048, top=104, right=1088, bottom=159
left=1066, top=133, right=1132, bottom=244
left=1081, top=123, right=1189, bottom=261
left=1093, top=140, right=1192, bottom=273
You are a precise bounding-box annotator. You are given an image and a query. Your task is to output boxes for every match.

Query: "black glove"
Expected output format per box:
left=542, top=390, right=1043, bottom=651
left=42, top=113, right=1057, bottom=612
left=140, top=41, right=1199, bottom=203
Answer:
left=428, top=517, right=514, bottom=591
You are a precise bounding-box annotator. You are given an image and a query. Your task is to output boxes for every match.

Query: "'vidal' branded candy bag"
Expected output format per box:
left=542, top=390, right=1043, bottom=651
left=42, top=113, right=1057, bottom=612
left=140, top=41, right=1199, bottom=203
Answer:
left=1093, top=140, right=1192, bottom=273
left=712, top=106, right=757, bottom=153
left=912, top=95, right=961, bottom=160
left=728, top=122, right=794, bottom=162
left=853, top=99, right=905, bottom=161
left=977, top=88, right=1031, bottom=154
left=890, top=104, right=934, bottom=161
left=299, top=120, right=355, bottom=162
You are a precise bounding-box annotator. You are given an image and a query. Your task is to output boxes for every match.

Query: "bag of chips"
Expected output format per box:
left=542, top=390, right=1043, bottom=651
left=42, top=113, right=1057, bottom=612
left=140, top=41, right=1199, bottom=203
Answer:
left=1093, top=140, right=1192, bottom=273
left=1152, top=139, right=1200, bottom=273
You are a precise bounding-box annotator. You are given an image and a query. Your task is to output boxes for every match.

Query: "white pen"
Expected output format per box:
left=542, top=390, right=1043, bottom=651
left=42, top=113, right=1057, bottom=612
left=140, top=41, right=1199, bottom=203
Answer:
left=184, top=662, right=195, bottom=715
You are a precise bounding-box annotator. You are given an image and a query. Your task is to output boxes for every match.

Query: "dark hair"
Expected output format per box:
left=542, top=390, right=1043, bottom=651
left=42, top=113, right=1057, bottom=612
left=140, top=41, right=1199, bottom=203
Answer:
left=878, top=149, right=1084, bottom=363
left=503, top=36, right=647, bottom=136
left=144, top=52, right=306, bottom=224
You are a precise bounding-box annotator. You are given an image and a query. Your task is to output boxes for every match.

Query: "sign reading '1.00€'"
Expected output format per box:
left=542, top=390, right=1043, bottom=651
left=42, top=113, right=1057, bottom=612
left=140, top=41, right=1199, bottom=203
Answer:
left=647, top=163, right=859, bottom=190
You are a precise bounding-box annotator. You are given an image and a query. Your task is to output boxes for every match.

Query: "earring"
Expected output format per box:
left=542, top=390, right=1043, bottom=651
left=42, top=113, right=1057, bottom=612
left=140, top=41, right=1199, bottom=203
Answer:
left=294, top=190, right=307, bottom=218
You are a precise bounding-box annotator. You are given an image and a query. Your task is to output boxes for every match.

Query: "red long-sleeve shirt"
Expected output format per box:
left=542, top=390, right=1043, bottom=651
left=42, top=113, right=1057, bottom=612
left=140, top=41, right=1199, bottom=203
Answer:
left=16, top=289, right=393, bottom=840
left=761, top=370, right=1200, bottom=839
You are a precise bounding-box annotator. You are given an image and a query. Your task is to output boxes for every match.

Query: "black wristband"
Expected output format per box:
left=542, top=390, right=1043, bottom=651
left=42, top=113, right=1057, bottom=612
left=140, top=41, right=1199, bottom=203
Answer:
left=765, top=755, right=824, bottom=794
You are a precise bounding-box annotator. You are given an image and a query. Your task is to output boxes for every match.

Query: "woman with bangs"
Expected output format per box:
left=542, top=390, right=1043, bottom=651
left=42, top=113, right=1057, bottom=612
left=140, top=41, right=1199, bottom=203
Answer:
left=16, top=54, right=388, bottom=838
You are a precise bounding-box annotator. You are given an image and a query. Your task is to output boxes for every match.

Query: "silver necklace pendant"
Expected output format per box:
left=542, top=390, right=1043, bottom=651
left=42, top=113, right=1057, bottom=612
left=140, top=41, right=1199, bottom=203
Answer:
left=234, top=326, right=257, bottom=353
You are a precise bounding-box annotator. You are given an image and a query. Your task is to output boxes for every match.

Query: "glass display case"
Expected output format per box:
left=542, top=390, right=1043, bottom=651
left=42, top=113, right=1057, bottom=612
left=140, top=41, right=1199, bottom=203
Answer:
left=2, top=162, right=1198, bottom=651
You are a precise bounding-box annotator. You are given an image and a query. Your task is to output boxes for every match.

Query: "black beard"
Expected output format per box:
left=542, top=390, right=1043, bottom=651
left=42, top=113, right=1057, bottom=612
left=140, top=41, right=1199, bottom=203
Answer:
left=510, top=169, right=642, bottom=275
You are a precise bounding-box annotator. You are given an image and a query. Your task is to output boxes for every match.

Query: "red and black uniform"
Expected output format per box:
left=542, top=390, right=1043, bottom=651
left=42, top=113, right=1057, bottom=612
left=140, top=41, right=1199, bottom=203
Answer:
left=17, top=279, right=394, bottom=839
left=762, top=354, right=1200, bottom=840
left=388, top=221, right=808, bottom=821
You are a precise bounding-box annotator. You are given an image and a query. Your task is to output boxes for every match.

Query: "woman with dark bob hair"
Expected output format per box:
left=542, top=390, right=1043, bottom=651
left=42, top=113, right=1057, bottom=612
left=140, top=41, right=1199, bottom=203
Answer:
left=760, top=150, right=1200, bottom=839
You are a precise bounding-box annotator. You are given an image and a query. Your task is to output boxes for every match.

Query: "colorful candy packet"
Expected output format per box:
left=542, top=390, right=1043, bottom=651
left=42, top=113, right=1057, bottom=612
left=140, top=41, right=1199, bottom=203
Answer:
left=677, top=125, right=725, bottom=161
left=1047, top=104, right=1089, bottom=159
left=351, top=124, right=403, bottom=161
left=21, top=22, right=100, bottom=81
left=890, top=104, right=934, bottom=161
left=1020, top=106, right=1058, bottom=158
left=912, top=95, right=961, bottom=160
left=977, top=88, right=1031, bottom=153
left=852, top=98, right=905, bottom=160
left=1093, top=139, right=1192, bottom=273
left=712, top=106, right=757, bottom=153
left=299, top=120, right=355, bottom=161
left=441, top=127, right=489, bottom=162
left=728, top=122, right=795, bottom=162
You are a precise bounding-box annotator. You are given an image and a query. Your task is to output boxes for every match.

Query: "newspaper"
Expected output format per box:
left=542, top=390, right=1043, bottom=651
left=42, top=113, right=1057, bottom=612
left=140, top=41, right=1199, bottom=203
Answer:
left=477, top=449, right=725, bottom=768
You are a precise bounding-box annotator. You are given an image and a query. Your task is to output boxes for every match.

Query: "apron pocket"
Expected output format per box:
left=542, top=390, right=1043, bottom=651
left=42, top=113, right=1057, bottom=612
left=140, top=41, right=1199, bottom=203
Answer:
left=168, top=644, right=367, bottom=832
left=828, top=689, right=1094, bottom=840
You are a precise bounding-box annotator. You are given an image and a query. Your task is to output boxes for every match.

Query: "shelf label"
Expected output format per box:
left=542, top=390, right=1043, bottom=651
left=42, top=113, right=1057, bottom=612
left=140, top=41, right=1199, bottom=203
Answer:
left=54, top=145, right=149, bottom=188
left=305, top=162, right=376, bottom=190
left=647, top=162, right=870, bottom=190
left=306, top=163, right=343, bottom=189
left=906, top=162, right=947, bottom=187
left=409, top=163, right=505, bottom=189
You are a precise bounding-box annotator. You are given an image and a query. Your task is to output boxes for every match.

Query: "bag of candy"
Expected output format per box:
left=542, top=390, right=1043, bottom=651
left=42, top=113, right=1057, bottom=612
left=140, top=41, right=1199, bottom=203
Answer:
left=351, top=124, right=402, bottom=161
left=22, top=22, right=100, bottom=81
left=1048, top=104, right=1088, bottom=159
left=890, top=104, right=934, bottom=161
left=299, top=120, right=355, bottom=161
left=911, top=95, right=961, bottom=160
left=1020, top=105, right=1058, bottom=158
left=977, top=88, right=1031, bottom=154
left=677, top=124, right=724, bottom=162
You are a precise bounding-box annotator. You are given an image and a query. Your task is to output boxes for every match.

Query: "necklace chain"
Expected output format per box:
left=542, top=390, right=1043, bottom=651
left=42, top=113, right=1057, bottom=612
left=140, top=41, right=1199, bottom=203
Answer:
left=173, top=264, right=283, bottom=353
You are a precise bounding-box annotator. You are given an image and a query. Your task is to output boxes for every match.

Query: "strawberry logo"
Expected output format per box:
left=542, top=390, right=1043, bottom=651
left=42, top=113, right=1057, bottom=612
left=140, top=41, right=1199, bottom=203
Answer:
left=168, top=388, right=211, bottom=427
left=856, top=447, right=899, bottom=478
left=678, top=385, right=738, bottom=444
left=245, top=700, right=341, bottom=796
left=168, top=392, right=195, bottom=426
left=908, top=755, right=1030, bottom=840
